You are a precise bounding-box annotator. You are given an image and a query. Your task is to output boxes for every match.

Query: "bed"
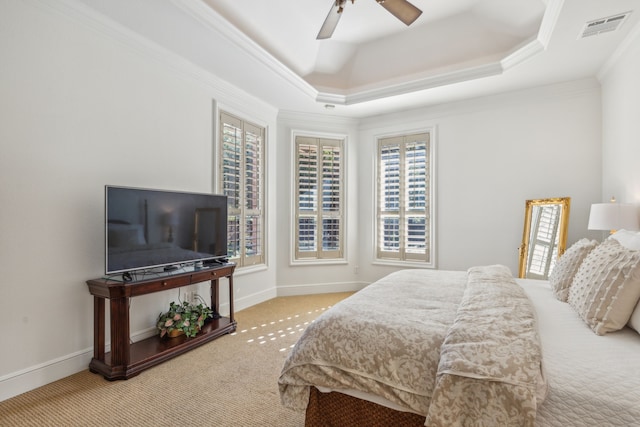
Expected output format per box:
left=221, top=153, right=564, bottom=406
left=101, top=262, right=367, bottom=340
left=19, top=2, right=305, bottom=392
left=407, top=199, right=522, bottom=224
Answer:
left=278, top=231, right=640, bottom=426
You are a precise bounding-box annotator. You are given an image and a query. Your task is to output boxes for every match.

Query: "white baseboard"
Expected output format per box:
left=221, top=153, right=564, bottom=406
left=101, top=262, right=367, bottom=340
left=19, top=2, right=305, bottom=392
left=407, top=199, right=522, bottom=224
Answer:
left=0, top=283, right=355, bottom=402
left=232, top=287, right=278, bottom=313
left=0, top=348, right=93, bottom=402
left=276, top=280, right=367, bottom=297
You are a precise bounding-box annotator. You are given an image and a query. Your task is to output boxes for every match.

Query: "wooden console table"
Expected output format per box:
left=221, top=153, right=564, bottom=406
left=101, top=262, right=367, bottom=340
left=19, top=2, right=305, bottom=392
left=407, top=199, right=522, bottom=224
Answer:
left=86, top=263, right=236, bottom=380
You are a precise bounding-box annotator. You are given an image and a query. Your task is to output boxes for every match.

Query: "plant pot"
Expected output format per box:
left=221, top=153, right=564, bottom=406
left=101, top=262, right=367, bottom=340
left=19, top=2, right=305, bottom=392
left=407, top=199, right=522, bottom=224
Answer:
left=167, top=329, right=185, bottom=338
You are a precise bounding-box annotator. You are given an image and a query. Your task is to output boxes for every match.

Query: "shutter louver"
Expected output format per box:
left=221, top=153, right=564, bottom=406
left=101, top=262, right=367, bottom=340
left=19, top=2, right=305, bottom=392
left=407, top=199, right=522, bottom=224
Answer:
left=294, top=136, right=344, bottom=260
left=377, top=133, right=432, bottom=263
left=219, top=112, right=265, bottom=267
left=298, top=143, right=318, bottom=254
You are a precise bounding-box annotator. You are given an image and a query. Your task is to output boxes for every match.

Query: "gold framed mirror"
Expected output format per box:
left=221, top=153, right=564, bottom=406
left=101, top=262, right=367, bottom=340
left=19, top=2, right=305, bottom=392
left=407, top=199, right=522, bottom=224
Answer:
left=518, top=197, right=571, bottom=279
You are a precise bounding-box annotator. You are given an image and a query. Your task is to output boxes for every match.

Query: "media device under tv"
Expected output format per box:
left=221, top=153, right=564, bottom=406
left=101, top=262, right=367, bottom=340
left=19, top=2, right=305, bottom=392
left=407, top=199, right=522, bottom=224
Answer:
left=105, top=186, right=228, bottom=275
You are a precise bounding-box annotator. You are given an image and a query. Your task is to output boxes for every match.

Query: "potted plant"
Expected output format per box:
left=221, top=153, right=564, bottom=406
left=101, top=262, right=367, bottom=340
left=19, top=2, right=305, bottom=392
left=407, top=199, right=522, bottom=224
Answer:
left=157, top=296, right=214, bottom=338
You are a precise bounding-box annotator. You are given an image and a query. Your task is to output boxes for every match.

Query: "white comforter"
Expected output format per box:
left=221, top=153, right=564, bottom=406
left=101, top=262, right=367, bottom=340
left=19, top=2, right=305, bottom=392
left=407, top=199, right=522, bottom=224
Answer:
left=279, top=266, right=546, bottom=426
left=519, top=278, right=640, bottom=427
left=279, top=269, right=640, bottom=427
left=279, top=269, right=466, bottom=415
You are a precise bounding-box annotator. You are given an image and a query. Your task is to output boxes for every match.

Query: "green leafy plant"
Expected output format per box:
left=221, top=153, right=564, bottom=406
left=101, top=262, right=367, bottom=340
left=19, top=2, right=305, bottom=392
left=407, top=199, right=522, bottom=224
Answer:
left=157, top=296, right=214, bottom=338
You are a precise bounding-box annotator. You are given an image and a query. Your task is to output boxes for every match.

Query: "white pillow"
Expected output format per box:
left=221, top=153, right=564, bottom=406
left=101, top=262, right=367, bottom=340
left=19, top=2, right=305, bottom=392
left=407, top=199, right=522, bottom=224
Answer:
left=548, top=238, right=599, bottom=302
left=568, top=238, right=640, bottom=335
left=608, top=229, right=640, bottom=333
left=629, top=301, right=640, bottom=334
left=608, top=229, right=640, bottom=250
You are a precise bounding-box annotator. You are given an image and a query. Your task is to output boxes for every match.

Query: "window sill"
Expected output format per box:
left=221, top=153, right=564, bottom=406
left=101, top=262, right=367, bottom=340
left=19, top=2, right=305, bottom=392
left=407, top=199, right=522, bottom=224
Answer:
left=290, top=259, right=348, bottom=267
left=372, top=259, right=436, bottom=269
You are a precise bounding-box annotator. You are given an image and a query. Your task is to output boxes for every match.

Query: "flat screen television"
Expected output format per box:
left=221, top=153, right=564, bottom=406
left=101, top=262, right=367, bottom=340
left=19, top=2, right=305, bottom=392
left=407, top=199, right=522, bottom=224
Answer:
left=105, top=186, right=228, bottom=275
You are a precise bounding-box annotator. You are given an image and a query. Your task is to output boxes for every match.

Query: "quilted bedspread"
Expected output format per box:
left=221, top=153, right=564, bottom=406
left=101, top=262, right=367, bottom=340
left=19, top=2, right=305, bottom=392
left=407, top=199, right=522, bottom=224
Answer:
left=425, top=265, right=546, bottom=426
left=520, top=278, right=640, bottom=427
left=278, top=266, right=546, bottom=425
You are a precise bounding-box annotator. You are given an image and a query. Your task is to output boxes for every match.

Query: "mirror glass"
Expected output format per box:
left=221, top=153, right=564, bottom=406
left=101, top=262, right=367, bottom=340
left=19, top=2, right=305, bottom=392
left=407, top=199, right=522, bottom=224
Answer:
left=518, top=197, right=571, bottom=279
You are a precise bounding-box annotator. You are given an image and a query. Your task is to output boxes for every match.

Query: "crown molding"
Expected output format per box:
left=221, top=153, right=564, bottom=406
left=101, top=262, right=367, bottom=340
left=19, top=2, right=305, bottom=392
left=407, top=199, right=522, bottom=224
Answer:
left=171, top=0, right=318, bottom=101
left=278, top=110, right=359, bottom=127
left=501, top=38, right=545, bottom=70
left=317, top=62, right=505, bottom=106
left=537, top=0, right=565, bottom=48
left=358, top=77, right=600, bottom=130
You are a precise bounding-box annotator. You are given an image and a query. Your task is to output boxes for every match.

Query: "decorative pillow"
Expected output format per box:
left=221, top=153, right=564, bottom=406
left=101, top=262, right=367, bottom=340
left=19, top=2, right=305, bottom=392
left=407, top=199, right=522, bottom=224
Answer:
left=568, top=238, right=640, bottom=335
left=629, top=301, right=640, bottom=334
left=607, top=230, right=640, bottom=334
left=609, top=229, right=640, bottom=250
left=548, top=238, right=599, bottom=302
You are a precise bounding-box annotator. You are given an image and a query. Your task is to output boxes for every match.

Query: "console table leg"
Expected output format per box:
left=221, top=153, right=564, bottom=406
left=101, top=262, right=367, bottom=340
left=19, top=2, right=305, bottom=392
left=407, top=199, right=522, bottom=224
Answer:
left=109, top=297, right=130, bottom=369
left=228, top=275, right=234, bottom=323
left=211, top=278, right=220, bottom=318
left=93, top=297, right=105, bottom=361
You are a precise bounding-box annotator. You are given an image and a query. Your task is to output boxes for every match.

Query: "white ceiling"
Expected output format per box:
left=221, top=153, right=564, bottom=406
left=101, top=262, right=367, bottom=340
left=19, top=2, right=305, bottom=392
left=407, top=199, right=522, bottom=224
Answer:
left=77, top=0, right=640, bottom=118
left=206, top=0, right=544, bottom=92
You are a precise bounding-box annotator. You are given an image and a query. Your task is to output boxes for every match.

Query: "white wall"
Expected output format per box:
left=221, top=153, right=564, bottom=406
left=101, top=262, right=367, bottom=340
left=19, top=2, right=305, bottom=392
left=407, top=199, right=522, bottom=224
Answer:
left=274, top=80, right=602, bottom=290
left=275, top=112, right=364, bottom=294
left=0, top=0, right=277, bottom=400
left=600, top=26, right=640, bottom=203
left=354, top=79, right=602, bottom=285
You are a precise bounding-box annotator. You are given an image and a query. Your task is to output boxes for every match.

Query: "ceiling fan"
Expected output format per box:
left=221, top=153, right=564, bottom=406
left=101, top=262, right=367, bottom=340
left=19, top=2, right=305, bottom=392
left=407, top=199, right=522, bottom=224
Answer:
left=317, top=0, right=423, bottom=40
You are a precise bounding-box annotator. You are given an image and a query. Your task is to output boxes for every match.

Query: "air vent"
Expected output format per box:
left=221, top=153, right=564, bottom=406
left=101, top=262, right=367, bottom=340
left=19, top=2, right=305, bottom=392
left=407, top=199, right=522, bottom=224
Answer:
left=579, top=11, right=632, bottom=38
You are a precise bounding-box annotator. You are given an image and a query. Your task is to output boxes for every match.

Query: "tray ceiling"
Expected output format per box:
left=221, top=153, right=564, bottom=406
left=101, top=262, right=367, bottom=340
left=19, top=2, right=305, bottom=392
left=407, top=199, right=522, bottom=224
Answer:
left=74, top=0, right=640, bottom=117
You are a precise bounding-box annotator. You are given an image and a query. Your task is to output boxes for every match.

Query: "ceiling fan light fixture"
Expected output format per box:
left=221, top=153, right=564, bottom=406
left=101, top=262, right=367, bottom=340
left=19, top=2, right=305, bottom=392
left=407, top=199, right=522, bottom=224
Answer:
left=318, top=0, right=421, bottom=40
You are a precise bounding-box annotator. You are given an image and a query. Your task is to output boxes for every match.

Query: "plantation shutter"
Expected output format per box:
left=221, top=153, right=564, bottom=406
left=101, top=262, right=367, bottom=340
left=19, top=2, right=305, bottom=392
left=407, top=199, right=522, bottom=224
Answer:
left=377, top=133, right=431, bottom=263
left=294, top=136, right=343, bottom=260
left=219, top=111, right=265, bottom=267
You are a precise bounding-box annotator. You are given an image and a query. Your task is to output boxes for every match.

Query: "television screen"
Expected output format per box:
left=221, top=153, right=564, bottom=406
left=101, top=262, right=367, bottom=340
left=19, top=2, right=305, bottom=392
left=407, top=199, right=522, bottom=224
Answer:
left=105, top=186, right=228, bottom=274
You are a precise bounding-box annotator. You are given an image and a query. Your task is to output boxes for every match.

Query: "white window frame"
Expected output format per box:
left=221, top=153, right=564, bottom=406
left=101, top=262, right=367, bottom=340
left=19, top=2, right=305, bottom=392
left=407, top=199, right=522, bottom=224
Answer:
left=218, top=111, right=266, bottom=268
left=291, top=132, right=346, bottom=264
left=374, top=130, right=436, bottom=268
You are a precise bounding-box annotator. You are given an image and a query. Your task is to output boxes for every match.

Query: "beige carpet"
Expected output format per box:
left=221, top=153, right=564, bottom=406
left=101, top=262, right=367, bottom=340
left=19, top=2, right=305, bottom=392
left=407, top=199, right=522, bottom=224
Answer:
left=0, top=292, right=353, bottom=426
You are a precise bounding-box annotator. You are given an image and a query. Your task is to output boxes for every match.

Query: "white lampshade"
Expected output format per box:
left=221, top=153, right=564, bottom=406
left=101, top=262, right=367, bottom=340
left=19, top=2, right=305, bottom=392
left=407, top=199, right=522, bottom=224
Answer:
left=588, top=203, right=639, bottom=231
left=164, top=211, right=179, bottom=226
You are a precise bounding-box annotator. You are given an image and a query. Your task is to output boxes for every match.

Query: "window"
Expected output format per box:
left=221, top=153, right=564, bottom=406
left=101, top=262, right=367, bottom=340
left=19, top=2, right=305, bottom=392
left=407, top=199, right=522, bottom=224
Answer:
left=294, top=135, right=344, bottom=260
left=219, top=111, right=265, bottom=267
left=376, top=132, right=434, bottom=265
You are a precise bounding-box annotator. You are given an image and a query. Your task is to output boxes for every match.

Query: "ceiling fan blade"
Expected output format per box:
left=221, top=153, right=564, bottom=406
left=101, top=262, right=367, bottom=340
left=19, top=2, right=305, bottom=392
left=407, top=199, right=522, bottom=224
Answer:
left=378, top=0, right=422, bottom=26
left=317, top=1, right=343, bottom=40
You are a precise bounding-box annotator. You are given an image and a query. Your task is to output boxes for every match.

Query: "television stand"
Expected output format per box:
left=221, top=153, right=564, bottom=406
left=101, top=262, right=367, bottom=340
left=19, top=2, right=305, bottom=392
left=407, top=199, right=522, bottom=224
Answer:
left=86, top=263, right=236, bottom=380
